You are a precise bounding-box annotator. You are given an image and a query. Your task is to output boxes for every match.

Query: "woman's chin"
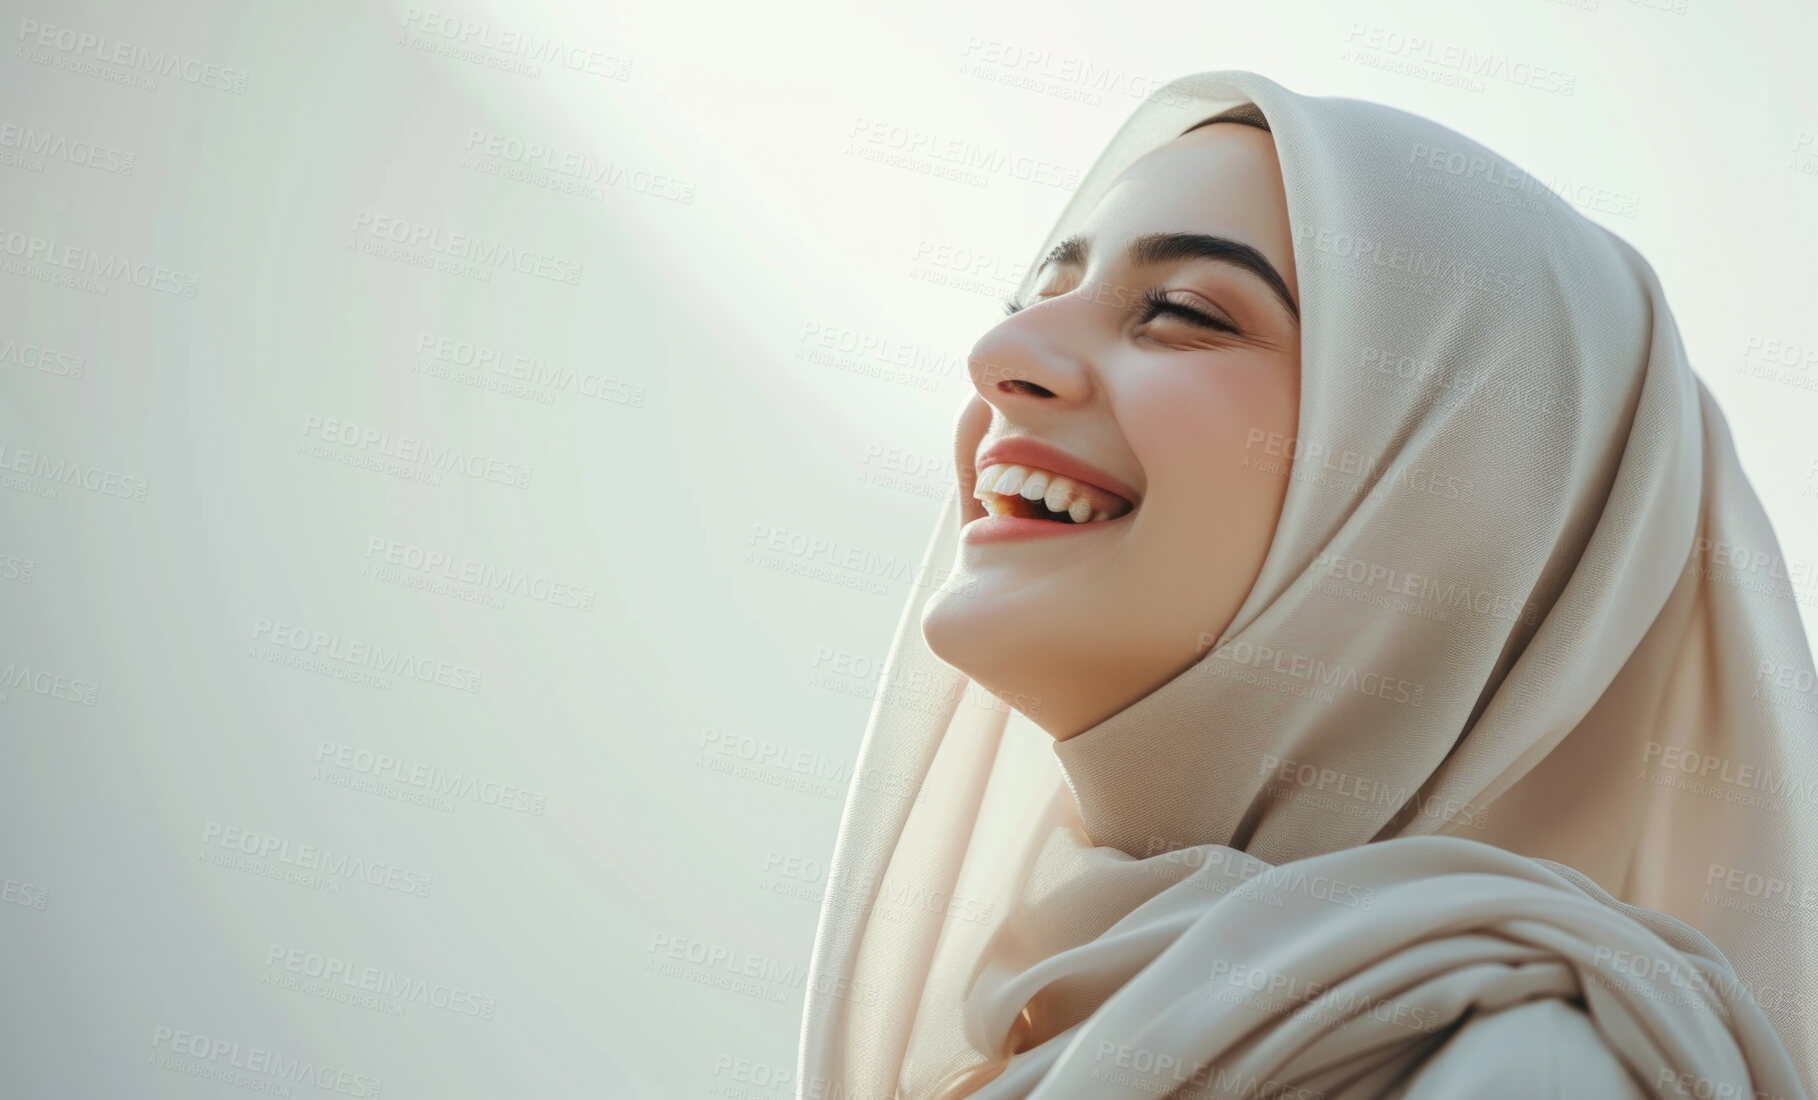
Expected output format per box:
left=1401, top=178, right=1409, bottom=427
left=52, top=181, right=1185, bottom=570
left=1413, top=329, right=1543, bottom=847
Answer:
left=918, top=590, right=973, bottom=672
left=923, top=588, right=1054, bottom=680
left=921, top=589, right=1016, bottom=685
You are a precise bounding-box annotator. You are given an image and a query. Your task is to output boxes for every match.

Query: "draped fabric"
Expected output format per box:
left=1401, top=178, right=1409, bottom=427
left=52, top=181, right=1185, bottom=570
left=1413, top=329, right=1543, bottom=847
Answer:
left=796, top=71, right=1818, bottom=1099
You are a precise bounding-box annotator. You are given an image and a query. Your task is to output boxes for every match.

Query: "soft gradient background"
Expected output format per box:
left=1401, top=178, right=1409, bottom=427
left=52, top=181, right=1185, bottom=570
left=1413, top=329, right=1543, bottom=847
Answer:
left=2, top=0, right=1816, bottom=1096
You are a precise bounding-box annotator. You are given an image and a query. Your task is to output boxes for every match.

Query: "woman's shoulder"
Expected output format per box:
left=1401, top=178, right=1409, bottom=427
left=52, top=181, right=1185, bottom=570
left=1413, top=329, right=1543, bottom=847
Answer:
left=1394, top=998, right=1647, bottom=1099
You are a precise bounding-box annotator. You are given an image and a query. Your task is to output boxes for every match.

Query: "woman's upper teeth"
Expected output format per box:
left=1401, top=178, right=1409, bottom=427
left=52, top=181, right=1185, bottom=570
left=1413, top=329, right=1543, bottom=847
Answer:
left=973, top=463, right=1133, bottom=523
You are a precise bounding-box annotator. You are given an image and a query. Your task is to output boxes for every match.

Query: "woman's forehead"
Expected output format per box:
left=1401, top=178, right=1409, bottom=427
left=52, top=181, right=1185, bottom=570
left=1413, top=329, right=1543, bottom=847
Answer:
left=1072, top=127, right=1298, bottom=292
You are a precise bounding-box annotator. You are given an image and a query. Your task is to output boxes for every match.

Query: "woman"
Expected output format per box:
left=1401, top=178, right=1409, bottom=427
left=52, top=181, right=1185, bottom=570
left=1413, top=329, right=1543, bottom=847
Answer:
left=797, top=71, right=1817, bottom=1098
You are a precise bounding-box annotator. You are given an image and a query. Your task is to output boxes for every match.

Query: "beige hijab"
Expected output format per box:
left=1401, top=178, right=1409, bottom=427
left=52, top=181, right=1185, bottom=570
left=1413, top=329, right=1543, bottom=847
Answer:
left=797, top=71, right=1818, bottom=1099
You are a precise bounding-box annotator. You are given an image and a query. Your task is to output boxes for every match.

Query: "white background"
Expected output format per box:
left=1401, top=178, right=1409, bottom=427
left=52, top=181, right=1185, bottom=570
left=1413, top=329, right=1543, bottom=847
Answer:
left=2, top=0, right=1816, bottom=1096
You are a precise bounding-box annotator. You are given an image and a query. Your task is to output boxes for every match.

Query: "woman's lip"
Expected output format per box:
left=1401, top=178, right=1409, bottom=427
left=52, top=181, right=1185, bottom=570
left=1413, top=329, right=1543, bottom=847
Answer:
left=960, top=511, right=1134, bottom=544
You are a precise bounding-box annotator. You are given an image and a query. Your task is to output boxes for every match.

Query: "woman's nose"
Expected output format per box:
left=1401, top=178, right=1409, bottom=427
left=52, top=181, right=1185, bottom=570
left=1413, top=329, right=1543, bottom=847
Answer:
left=965, top=300, right=1097, bottom=407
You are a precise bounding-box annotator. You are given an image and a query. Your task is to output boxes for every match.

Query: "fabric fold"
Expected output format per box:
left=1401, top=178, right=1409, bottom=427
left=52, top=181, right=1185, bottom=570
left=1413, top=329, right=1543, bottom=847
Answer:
left=946, top=836, right=1805, bottom=1100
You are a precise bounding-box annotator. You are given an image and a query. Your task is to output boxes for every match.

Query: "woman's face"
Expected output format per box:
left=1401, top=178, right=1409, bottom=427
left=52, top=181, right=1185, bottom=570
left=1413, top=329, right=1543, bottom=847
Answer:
left=921, top=121, right=1302, bottom=741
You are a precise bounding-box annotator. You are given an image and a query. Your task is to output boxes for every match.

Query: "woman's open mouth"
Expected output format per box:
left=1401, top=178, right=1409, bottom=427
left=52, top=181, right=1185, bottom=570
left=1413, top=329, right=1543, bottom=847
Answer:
left=963, top=463, right=1136, bottom=542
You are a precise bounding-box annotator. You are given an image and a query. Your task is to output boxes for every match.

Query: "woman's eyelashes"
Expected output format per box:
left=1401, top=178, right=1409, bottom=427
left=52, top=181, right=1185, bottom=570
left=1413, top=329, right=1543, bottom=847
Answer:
left=999, top=288, right=1241, bottom=336
left=1135, top=287, right=1239, bottom=334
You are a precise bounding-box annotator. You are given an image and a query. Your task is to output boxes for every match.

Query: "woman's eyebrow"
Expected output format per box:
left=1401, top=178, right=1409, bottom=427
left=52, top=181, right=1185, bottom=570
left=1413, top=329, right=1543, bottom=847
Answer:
left=1038, top=231, right=1300, bottom=324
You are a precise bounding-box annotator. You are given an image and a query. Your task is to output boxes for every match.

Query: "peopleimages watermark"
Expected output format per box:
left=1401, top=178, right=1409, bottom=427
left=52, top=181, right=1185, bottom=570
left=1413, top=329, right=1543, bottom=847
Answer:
left=758, top=849, right=828, bottom=904
left=1693, top=537, right=1818, bottom=587
left=1206, top=957, right=1446, bottom=1034
left=1756, top=659, right=1818, bottom=719
left=1737, top=333, right=1818, bottom=394
left=0, top=660, right=99, bottom=706
left=198, top=820, right=434, bottom=898
left=1199, top=634, right=1426, bottom=708
left=908, top=238, right=1029, bottom=294
left=1403, top=141, right=1638, bottom=221
left=1358, top=344, right=1580, bottom=422
left=794, top=320, right=961, bottom=393
left=1656, top=1068, right=1794, bottom=1100
left=1239, top=426, right=1476, bottom=505
left=1259, top=754, right=1489, bottom=830
left=298, top=413, right=532, bottom=490
left=816, top=863, right=994, bottom=927
left=1793, top=129, right=1818, bottom=178
left=646, top=931, right=876, bottom=1007
left=0, top=336, right=85, bottom=380
left=249, top=616, right=484, bottom=694
left=1296, top=222, right=1527, bottom=299
left=349, top=209, right=583, bottom=286
left=0, top=439, right=148, bottom=502
left=312, top=741, right=548, bottom=816
left=362, top=536, right=597, bottom=612
left=845, top=115, right=1081, bottom=190
left=0, top=121, right=135, bottom=175
left=262, top=943, right=498, bottom=1020
left=953, top=36, right=1183, bottom=109
left=1141, top=838, right=1378, bottom=912
left=1640, top=741, right=1818, bottom=814
left=2, top=875, right=48, bottom=910
left=755, top=847, right=995, bottom=929
left=1587, top=944, right=1810, bottom=1026
left=706, top=1053, right=894, bottom=1100
left=149, top=1024, right=381, bottom=1097
left=1301, top=549, right=1540, bottom=627
left=806, top=644, right=889, bottom=704
left=807, top=645, right=1006, bottom=710
left=16, top=19, right=250, bottom=94
left=1091, top=1041, right=1323, bottom=1100
left=695, top=725, right=925, bottom=804
left=1704, top=862, right=1818, bottom=929
left=461, top=129, right=691, bottom=204
left=1342, top=24, right=1577, bottom=96
left=0, top=551, right=35, bottom=584
left=400, top=7, right=632, bottom=81
left=0, top=226, right=198, bottom=297
left=743, top=523, right=911, bottom=598
left=415, top=331, right=646, bottom=410
left=1686, top=536, right=1818, bottom=610
left=856, top=441, right=951, bottom=501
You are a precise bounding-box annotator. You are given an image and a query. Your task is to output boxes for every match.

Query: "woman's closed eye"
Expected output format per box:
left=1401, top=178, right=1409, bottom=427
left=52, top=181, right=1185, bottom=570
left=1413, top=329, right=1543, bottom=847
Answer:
left=1000, top=287, right=1242, bottom=336
left=1132, top=287, right=1240, bottom=334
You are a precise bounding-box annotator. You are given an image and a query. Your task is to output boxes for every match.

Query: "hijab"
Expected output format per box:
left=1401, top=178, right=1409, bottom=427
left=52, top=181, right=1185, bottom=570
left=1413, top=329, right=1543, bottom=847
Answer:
left=796, top=71, right=1818, bottom=1099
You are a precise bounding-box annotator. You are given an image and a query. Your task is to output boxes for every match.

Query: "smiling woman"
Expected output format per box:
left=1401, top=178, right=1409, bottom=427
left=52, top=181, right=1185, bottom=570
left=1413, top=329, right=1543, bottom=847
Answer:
left=928, top=112, right=1302, bottom=742
left=798, top=71, right=1818, bottom=1100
